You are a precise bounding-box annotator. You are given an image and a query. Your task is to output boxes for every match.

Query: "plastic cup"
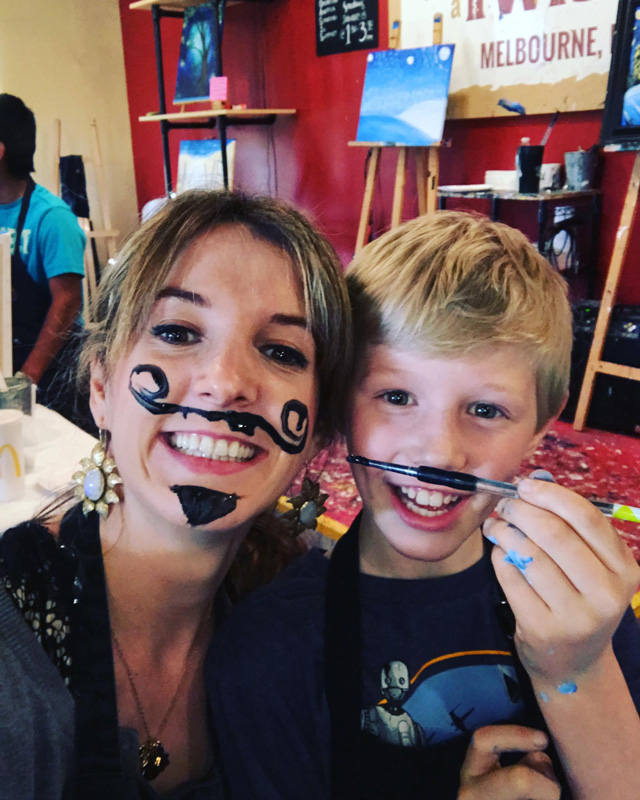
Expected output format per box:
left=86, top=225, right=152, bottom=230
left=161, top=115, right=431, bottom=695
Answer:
left=0, top=375, right=33, bottom=415
left=516, top=145, right=544, bottom=194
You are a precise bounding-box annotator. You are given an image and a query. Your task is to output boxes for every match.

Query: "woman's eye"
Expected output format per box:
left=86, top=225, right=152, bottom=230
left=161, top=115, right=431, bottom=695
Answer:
left=469, top=402, right=504, bottom=420
left=150, top=324, right=200, bottom=345
left=381, top=390, right=412, bottom=406
left=262, top=344, right=309, bottom=369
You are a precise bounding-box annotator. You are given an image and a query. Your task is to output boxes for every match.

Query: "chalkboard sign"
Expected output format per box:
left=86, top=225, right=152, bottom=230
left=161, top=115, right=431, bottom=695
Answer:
left=316, top=0, right=378, bottom=57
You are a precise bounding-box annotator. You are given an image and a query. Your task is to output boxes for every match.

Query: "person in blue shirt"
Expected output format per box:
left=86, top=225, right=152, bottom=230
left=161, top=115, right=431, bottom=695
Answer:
left=0, top=94, right=85, bottom=415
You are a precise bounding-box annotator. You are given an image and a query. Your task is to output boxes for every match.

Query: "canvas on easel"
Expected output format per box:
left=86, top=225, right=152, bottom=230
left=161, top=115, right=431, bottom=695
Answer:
left=176, top=139, right=236, bottom=193
left=175, top=3, right=218, bottom=105
left=356, top=45, right=454, bottom=146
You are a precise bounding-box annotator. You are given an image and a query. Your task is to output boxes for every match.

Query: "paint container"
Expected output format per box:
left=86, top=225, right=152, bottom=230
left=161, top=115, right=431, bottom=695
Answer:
left=564, top=147, right=598, bottom=190
left=0, top=409, right=25, bottom=502
left=0, top=375, right=33, bottom=416
left=516, top=142, right=545, bottom=194
left=485, top=170, right=517, bottom=191
left=539, top=163, right=562, bottom=191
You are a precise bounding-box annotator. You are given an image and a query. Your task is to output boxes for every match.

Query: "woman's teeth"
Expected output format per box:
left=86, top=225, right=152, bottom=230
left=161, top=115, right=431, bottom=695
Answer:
left=398, top=486, right=461, bottom=517
left=169, top=433, right=255, bottom=462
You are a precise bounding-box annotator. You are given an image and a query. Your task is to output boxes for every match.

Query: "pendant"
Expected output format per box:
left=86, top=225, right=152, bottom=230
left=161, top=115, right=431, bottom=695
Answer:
left=139, top=738, right=170, bottom=781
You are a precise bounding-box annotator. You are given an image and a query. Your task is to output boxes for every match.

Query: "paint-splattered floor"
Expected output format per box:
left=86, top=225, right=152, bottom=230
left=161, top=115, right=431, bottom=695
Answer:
left=293, top=421, right=640, bottom=558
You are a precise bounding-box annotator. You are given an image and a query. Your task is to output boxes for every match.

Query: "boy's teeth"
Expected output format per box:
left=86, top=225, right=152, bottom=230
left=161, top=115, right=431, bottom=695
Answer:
left=398, top=486, right=460, bottom=515
left=169, top=433, right=255, bottom=462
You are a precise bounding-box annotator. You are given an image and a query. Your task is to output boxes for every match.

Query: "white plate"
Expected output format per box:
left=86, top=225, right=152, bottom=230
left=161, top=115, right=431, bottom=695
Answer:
left=439, top=184, right=493, bottom=192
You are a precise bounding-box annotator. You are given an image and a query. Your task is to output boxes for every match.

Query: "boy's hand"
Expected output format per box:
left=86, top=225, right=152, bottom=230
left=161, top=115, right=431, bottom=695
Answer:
left=484, top=477, right=640, bottom=685
left=458, top=725, right=560, bottom=800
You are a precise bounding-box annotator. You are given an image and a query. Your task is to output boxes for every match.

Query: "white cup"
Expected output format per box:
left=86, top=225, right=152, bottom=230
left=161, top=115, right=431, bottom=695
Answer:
left=0, top=409, right=25, bottom=502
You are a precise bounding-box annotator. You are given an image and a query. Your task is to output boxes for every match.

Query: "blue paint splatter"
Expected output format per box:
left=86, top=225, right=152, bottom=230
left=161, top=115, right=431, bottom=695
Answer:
left=485, top=533, right=498, bottom=545
left=539, top=692, right=550, bottom=703
left=504, top=550, right=533, bottom=573
left=557, top=682, right=578, bottom=694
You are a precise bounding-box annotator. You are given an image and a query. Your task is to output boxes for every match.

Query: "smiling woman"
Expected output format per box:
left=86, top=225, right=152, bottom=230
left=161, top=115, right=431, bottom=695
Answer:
left=0, top=191, right=353, bottom=800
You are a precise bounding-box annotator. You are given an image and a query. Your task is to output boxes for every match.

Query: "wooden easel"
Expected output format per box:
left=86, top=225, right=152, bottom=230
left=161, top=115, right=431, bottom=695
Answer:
left=54, top=120, right=119, bottom=322
left=351, top=143, right=441, bottom=252
left=573, top=151, right=640, bottom=430
left=352, top=4, right=444, bottom=252
left=0, top=233, right=12, bottom=377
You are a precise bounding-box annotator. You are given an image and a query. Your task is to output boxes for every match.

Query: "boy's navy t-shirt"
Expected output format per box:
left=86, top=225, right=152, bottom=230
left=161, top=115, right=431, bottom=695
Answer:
left=207, top=525, right=640, bottom=799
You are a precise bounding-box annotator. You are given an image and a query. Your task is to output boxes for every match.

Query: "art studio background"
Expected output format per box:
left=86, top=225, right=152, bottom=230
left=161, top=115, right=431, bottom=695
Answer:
left=4, top=0, right=640, bottom=553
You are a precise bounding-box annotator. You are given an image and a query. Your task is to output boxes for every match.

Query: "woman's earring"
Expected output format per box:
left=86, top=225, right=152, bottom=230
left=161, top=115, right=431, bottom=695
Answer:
left=73, top=430, right=123, bottom=519
left=281, top=474, right=329, bottom=537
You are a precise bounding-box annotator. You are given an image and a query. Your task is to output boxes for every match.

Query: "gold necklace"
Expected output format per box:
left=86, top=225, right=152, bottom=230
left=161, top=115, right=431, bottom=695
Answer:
left=111, top=614, right=210, bottom=781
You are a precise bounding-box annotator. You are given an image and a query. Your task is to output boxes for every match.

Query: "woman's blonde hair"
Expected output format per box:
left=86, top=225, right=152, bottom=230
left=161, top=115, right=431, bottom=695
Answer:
left=80, top=190, right=352, bottom=442
left=347, top=211, right=572, bottom=430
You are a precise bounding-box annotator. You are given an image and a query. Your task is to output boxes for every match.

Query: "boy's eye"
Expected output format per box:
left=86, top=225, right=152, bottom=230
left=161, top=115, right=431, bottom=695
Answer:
left=261, top=344, right=309, bottom=370
left=150, top=324, right=200, bottom=345
left=469, top=402, right=504, bottom=420
left=381, top=390, right=412, bottom=406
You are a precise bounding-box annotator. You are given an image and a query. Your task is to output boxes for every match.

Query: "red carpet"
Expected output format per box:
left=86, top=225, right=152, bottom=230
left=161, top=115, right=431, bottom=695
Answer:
left=294, top=421, right=640, bottom=558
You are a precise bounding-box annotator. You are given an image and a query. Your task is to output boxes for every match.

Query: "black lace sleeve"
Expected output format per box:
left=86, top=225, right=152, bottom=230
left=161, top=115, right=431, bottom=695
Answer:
left=0, top=516, right=80, bottom=686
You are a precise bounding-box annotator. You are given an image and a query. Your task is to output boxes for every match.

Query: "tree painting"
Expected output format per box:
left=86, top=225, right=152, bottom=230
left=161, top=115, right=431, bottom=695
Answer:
left=174, top=3, right=217, bottom=104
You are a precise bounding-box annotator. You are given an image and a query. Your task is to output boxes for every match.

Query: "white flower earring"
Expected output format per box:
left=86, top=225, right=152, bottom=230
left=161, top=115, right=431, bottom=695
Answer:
left=73, top=430, right=123, bottom=518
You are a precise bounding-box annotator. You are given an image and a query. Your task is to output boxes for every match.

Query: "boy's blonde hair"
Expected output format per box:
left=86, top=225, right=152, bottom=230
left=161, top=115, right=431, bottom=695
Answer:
left=346, top=211, right=572, bottom=430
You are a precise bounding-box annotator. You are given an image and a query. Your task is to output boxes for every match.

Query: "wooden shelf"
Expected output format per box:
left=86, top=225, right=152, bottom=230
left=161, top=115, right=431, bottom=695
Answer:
left=349, top=140, right=444, bottom=148
left=130, top=0, right=247, bottom=9
left=131, top=0, right=214, bottom=10
left=139, top=108, right=296, bottom=122
left=438, top=188, right=601, bottom=202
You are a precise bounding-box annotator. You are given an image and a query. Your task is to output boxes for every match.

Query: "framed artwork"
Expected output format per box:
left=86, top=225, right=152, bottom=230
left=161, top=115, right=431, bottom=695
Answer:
left=356, top=45, right=455, bottom=146
left=602, top=0, right=640, bottom=150
left=176, top=139, right=236, bottom=193
left=174, top=3, right=218, bottom=105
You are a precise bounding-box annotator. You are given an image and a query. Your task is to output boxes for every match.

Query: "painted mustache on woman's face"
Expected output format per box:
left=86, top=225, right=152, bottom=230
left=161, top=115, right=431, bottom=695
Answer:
left=129, top=364, right=309, bottom=454
left=129, top=364, right=309, bottom=527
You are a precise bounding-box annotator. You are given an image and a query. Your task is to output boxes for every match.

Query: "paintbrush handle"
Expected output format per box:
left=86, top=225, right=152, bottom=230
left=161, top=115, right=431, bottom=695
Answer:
left=540, top=111, right=559, bottom=146
left=594, top=502, right=640, bottom=523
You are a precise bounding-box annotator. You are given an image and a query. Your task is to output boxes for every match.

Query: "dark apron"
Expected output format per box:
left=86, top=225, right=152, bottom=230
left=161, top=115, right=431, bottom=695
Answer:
left=10, top=178, right=95, bottom=432
left=324, top=520, right=571, bottom=799
left=11, top=177, right=52, bottom=373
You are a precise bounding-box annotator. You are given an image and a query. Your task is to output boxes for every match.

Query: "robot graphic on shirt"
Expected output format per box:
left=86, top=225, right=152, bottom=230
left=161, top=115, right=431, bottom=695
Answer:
left=361, top=660, right=426, bottom=747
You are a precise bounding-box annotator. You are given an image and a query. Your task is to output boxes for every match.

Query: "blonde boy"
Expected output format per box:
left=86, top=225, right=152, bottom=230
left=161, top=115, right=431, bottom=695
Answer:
left=209, top=212, right=640, bottom=800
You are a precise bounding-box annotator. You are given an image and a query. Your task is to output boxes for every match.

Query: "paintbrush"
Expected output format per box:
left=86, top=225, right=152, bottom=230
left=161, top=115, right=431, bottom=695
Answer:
left=347, top=455, right=640, bottom=523
left=540, top=111, right=559, bottom=147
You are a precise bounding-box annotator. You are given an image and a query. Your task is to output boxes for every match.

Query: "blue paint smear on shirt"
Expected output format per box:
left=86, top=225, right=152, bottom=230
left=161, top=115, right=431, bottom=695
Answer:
left=557, top=682, right=578, bottom=694
left=503, top=550, right=533, bottom=573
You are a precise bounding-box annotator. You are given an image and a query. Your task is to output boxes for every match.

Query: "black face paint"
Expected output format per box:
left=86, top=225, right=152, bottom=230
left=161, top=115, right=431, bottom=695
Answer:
left=129, top=364, right=309, bottom=454
left=170, top=485, right=238, bottom=526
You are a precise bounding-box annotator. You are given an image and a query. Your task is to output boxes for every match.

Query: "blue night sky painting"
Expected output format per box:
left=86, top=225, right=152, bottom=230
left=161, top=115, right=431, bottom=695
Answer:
left=356, top=45, right=455, bottom=146
left=174, top=3, right=217, bottom=104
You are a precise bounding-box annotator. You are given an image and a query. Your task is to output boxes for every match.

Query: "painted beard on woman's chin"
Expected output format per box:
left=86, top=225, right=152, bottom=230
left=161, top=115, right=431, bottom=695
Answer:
left=170, top=485, right=238, bottom=526
left=129, top=364, right=309, bottom=527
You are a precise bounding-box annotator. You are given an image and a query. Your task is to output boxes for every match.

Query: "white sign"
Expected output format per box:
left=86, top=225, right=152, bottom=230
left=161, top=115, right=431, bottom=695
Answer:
left=400, top=0, right=618, bottom=118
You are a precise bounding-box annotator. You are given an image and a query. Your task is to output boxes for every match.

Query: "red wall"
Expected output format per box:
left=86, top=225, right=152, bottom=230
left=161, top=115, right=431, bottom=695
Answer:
left=119, top=0, right=640, bottom=303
